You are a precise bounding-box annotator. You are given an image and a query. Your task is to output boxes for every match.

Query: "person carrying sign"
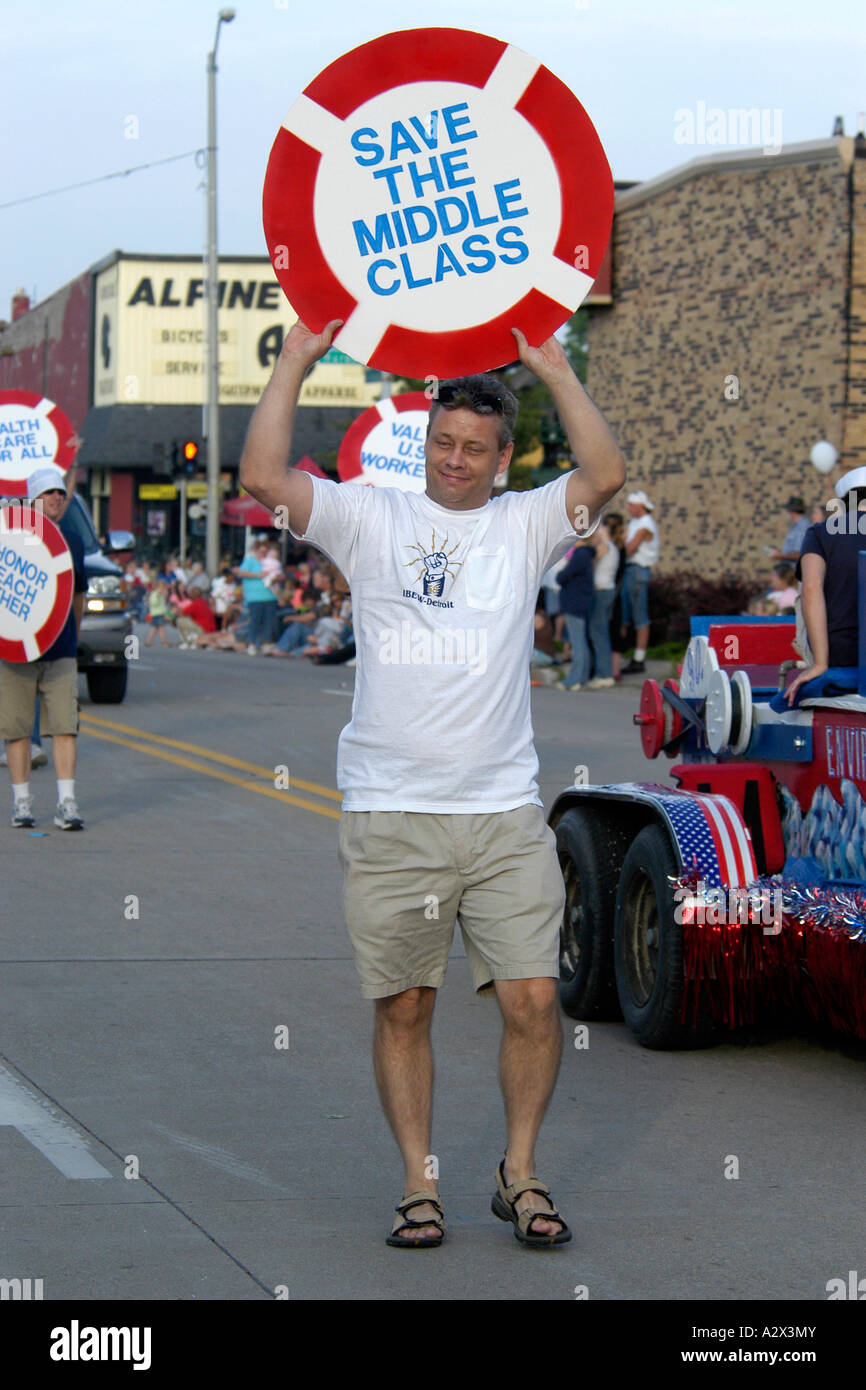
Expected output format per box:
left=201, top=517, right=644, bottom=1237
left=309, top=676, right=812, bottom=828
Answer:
left=0, top=467, right=87, bottom=830
left=240, top=319, right=625, bottom=1248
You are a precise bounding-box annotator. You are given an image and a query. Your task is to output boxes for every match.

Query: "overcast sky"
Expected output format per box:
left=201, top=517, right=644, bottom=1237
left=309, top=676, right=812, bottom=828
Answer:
left=2, top=0, right=863, bottom=314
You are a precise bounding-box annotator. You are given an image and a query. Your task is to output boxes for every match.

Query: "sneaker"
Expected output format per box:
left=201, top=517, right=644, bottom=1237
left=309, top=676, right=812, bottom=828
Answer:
left=30, top=742, right=48, bottom=767
left=620, top=659, right=646, bottom=675
left=54, top=798, right=85, bottom=831
left=246, top=644, right=259, bottom=656
left=587, top=677, right=615, bottom=689
left=12, top=796, right=35, bottom=828
left=554, top=681, right=584, bottom=691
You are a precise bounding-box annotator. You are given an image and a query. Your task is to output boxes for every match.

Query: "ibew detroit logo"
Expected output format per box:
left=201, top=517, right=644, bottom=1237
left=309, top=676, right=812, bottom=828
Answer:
left=404, top=530, right=462, bottom=597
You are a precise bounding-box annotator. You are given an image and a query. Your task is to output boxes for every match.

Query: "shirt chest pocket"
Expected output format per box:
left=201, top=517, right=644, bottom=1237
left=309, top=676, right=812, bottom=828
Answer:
left=462, top=546, right=514, bottom=612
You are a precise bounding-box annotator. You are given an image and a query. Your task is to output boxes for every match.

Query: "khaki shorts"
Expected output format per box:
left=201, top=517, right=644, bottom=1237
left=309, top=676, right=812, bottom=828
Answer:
left=337, top=803, right=566, bottom=999
left=0, top=657, right=79, bottom=740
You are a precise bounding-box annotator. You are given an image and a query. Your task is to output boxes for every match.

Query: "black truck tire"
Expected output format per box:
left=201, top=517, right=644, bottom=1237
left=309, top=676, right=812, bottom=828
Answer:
left=555, top=806, right=633, bottom=1020
left=85, top=665, right=128, bottom=704
left=613, top=822, right=715, bottom=1048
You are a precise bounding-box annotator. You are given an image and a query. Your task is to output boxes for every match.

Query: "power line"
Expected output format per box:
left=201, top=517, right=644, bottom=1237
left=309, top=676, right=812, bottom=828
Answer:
left=0, top=149, right=204, bottom=211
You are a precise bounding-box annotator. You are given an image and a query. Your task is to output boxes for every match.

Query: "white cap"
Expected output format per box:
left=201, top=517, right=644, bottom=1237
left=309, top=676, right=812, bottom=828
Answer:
left=834, top=466, right=866, bottom=499
left=627, top=489, right=654, bottom=510
left=26, top=466, right=68, bottom=499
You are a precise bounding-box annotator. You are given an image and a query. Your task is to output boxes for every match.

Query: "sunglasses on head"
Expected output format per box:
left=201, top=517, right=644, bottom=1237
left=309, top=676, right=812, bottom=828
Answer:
left=436, top=382, right=505, bottom=413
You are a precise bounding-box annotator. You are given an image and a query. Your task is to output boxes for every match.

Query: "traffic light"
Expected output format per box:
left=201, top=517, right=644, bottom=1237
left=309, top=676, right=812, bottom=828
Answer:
left=182, top=440, right=199, bottom=473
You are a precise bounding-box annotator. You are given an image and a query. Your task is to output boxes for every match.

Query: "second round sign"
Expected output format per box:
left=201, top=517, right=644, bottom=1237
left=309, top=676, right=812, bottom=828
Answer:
left=263, top=27, right=613, bottom=378
left=0, top=505, right=74, bottom=663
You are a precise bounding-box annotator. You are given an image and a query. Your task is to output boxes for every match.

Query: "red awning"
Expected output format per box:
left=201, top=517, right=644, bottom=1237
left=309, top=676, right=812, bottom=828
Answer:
left=294, top=455, right=329, bottom=479
left=220, top=495, right=277, bottom=527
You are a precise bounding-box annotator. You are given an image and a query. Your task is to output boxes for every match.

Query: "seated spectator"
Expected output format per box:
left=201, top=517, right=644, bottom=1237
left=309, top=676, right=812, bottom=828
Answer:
left=268, top=586, right=321, bottom=656
left=747, top=596, right=781, bottom=617
left=185, top=560, right=211, bottom=593
left=175, top=587, right=218, bottom=648
left=532, top=594, right=557, bottom=667
left=767, top=564, right=798, bottom=612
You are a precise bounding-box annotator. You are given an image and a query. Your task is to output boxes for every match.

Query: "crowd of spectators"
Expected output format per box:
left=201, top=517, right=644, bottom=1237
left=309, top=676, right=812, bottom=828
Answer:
left=533, top=508, right=633, bottom=691
left=125, top=486, right=853, bottom=690
left=124, top=539, right=355, bottom=665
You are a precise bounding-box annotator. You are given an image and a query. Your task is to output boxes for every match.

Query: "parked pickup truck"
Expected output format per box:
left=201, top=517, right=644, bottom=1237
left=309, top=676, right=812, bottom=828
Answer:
left=61, top=492, right=135, bottom=704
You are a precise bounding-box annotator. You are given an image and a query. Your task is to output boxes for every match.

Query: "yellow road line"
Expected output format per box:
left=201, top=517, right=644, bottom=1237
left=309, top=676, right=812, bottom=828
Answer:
left=81, top=726, right=341, bottom=821
left=79, top=712, right=342, bottom=802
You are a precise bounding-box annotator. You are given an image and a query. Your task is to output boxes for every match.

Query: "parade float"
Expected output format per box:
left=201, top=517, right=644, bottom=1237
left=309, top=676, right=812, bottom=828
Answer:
left=550, top=553, right=866, bottom=1047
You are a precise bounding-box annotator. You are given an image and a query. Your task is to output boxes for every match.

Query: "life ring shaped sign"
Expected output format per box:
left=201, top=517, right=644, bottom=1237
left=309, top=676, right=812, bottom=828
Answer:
left=263, top=27, right=614, bottom=378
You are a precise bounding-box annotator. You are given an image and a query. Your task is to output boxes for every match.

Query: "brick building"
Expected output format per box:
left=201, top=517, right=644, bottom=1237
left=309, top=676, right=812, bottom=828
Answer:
left=0, top=252, right=378, bottom=548
left=586, top=134, right=866, bottom=578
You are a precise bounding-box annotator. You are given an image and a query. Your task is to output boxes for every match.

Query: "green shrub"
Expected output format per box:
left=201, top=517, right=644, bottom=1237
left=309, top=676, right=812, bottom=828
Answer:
left=647, top=571, right=764, bottom=647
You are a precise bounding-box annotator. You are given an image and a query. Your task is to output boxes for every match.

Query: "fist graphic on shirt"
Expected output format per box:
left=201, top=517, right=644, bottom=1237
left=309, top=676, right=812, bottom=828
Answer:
left=422, top=551, right=449, bottom=597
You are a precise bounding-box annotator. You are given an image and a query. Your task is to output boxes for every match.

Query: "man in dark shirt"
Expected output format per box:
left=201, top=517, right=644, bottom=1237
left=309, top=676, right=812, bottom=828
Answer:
left=0, top=467, right=87, bottom=828
left=786, top=468, right=866, bottom=704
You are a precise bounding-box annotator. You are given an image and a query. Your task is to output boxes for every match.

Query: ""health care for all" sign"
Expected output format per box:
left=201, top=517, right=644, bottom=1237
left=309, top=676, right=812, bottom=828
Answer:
left=263, top=27, right=613, bottom=378
left=0, top=391, right=76, bottom=497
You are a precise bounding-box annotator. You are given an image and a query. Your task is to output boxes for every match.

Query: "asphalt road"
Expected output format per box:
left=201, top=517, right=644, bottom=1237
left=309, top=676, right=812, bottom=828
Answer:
left=1, top=635, right=864, bottom=1305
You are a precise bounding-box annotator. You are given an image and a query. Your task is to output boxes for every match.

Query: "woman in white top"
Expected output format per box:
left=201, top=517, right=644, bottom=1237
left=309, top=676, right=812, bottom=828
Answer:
left=587, top=521, right=619, bottom=686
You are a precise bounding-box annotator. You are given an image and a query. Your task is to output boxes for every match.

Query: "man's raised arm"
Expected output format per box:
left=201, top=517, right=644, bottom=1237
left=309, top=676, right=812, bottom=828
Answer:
left=239, top=318, right=343, bottom=534
left=511, top=327, right=626, bottom=530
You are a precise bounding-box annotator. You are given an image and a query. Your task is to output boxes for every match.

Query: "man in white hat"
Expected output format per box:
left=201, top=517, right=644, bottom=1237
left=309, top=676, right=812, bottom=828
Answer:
left=0, top=466, right=87, bottom=829
left=620, top=490, right=659, bottom=675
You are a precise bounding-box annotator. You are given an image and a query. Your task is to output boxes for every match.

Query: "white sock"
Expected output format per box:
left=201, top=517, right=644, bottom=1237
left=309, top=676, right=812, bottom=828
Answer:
left=634, top=648, right=646, bottom=661
left=57, top=779, right=75, bottom=802
left=12, top=782, right=30, bottom=804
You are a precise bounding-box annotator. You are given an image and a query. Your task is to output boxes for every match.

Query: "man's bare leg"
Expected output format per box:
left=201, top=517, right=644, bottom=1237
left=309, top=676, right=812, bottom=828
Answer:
left=51, top=733, right=77, bottom=780
left=373, top=986, right=441, bottom=1240
left=495, top=976, right=564, bottom=1237
left=6, top=737, right=31, bottom=786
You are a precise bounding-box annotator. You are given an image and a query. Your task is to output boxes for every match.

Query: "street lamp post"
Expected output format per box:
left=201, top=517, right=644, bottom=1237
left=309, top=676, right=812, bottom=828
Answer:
left=205, top=7, right=235, bottom=579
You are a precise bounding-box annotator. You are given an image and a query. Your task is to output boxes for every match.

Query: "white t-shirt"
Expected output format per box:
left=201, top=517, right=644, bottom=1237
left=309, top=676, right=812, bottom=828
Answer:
left=626, top=513, right=659, bottom=567
left=594, top=538, right=619, bottom=590
left=290, top=472, right=590, bottom=812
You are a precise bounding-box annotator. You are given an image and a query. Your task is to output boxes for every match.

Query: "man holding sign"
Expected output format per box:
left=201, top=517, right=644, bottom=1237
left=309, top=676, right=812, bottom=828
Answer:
left=0, top=467, right=87, bottom=830
left=241, top=319, right=624, bottom=1248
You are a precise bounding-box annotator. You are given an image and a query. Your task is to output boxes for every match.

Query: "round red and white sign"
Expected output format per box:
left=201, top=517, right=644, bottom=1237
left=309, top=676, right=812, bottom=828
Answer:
left=338, top=392, right=430, bottom=492
left=0, top=390, right=76, bottom=498
left=263, top=27, right=613, bottom=378
left=0, top=504, right=74, bottom=662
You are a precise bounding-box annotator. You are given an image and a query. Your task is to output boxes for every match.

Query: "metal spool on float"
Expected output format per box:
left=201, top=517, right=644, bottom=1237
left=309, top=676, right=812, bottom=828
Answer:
left=705, top=667, right=753, bottom=755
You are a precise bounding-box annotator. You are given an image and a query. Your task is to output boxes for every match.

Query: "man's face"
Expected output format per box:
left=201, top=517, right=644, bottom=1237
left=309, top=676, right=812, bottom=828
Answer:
left=424, top=406, right=512, bottom=511
left=33, top=488, right=66, bottom=523
left=626, top=501, right=643, bottom=518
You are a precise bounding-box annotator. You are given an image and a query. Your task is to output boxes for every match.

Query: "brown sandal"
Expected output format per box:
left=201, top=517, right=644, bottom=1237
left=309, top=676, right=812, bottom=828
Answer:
left=386, top=1190, right=446, bottom=1247
left=491, top=1159, right=572, bottom=1245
